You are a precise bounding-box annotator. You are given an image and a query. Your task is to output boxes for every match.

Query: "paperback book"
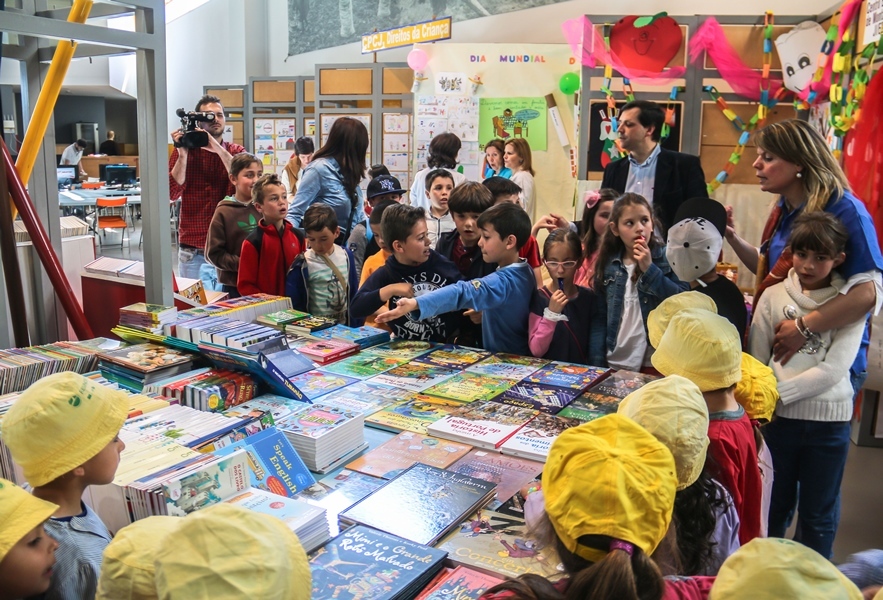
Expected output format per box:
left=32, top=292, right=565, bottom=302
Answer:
left=296, top=339, right=360, bottom=364
left=346, top=431, right=472, bottom=479
left=160, top=450, right=250, bottom=517
left=499, top=413, right=583, bottom=462
left=368, top=362, right=458, bottom=393
left=415, top=565, right=503, bottom=600
left=365, top=395, right=463, bottom=435
left=557, top=392, right=624, bottom=421
left=321, top=353, right=408, bottom=379
left=198, top=343, right=314, bottom=402
left=286, top=314, right=337, bottom=336
left=412, top=345, right=492, bottom=369
left=447, top=449, right=544, bottom=506
left=362, top=340, right=436, bottom=361
left=256, top=309, right=309, bottom=330
left=287, top=370, right=359, bottom=401
left=421, top=372, right=514, bottom=403
left=98, top=343, right=193, bottom=374
left=466, top=353, right=549, bottom=380
left=524, top=362, right=610, bottom=391
left=319, top=380, right=413, bottom=415
left=427, top=401, right=538, bottom=450
left=586, top=369, right=659, bottom=398
left=224, top=487, right=329, bottom=552
left=295, top=468, right=385, bottom=535
left=492, top=382, right=580, bottom=414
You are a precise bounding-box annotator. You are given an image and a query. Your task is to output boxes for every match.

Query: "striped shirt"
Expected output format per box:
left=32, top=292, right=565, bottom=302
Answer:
left=43, top=503, right=112, bottom=600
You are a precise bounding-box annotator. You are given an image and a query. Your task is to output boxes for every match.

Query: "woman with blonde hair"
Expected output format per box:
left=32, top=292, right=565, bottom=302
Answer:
left=483, top=139, right=513, bottom=179
left=504, top=138, right=536, bottom=218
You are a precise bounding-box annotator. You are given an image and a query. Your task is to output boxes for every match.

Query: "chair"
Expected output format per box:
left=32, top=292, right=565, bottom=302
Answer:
left=95, top=197, right=130, bottom=249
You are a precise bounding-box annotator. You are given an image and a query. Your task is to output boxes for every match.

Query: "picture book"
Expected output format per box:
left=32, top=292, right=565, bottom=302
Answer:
left=421, top=372, right=514, bottom=403
left=160, top=450, right=250, bottom=517
left=98, top=343, right=193, bottom=374
left=447, top=449, right=544, bottom=505
left=310, top=525, right=447, bottom=600
left=492, top=383, right=580, bottom=414
left=320, top=353, right=407, bottom=379
left=222, top=393, right=303, bottom=424
left=325, top=324, right=391, bottom=348
left=586, top=369, right=659, bottom=398
left=524, top=362, right=610, bottom=391
left=365, top=395, right=463, bottom=435
left=297, top=339, right=360, bottom=364
left=466, top=354, right=548, bottom=380
left=436, top=509, right=560, bottom=580
left=362, top=340, right=437, bottom=361
left=368, top=362, right=458, bottom=393
left=295, top=469, right=385, bottom=529
left=557, top=391, right=624, bottom=421
left=256, top=309, right=309, bottom=329
left=340, top=463, right=497, bottom=546
left=415, top=565, right=503, bottom=600
left=275, top=403, right=360, bottom=440
left=223, top=488, right=329, bottom=552
left=499, top=413, right=583, bottom=462
left=346, top=431, right=472, bottom=479
left=427, top=401, right=538, bottom=450
left=287, top=370, right=359, bottom=401
left=412, top=345, right=492, bottom=369
left=286, top=314, right=336, bottom=335
left=321, top=380, right=413, bottom=411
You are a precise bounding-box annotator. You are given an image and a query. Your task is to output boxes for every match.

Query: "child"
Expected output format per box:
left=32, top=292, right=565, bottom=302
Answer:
left=652, top=307, right=762, bottom=545
left=96, top=516, right=180, bottom=599
left=749, top=212, right=863, bottom=559
left=348, top=175, right=405, bottom=278
left=483, top=176, right=543, bottom=287
left=287, top=203, right=360, bottom=325
left=205, top=152, right=263, bottom=297
left=594, top=192, right=688, bottom=372
left=359, top=200, right=397, bottom=285
left=667, top=198, right=747, bottom=342
left=0, top=478, right=59, bottom=600
left=377, top=202, right=535, bottom=355
left=409, top=132, right=467, bottom=209
left=352, top=203, right=462, bottom=341
left=0, top=372, right=128, bottom=600
left=238, top=173, right=305, bottom=297
left=528, top=228, right=605, bottom=365
left=423, top=169, right=456, bottom=249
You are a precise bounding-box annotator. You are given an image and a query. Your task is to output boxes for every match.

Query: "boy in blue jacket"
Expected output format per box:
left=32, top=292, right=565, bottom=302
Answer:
left=376, top=202, right=535, bottom=355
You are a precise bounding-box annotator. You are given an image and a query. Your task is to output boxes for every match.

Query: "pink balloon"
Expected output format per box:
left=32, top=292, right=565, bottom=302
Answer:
left=407, top=48, right=429, bottom=71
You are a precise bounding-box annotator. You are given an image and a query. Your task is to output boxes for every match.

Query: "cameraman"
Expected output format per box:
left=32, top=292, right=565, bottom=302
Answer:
left=169, top=94, right=245, bottom=291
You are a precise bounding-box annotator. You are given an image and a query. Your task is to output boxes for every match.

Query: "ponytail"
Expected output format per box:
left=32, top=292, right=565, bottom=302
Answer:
left=565, top=545, right=665, bottom=600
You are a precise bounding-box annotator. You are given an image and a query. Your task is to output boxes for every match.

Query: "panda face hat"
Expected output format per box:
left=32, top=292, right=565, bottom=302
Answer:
left=666, top=199, right=727, bottom=284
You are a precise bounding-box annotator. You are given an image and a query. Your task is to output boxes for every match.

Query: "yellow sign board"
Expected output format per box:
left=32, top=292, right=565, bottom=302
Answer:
left=361, top=17, right=452, bottom=54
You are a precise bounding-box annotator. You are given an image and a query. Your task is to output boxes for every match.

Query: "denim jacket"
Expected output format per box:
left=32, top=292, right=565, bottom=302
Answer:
left=598, top=244, right=688, bottom=350
left=286, top=157, right=366, bottom=238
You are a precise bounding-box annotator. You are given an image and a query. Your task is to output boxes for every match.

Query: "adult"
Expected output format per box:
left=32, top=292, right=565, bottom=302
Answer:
left=602, top=99, right=708, bottom=232
left=504, top=138, right=536, bottom=219
left=169, top=94, right=245, bottom=292
left=483, top=139, right=512, bottom=179
left=409, top=132, right=467, bottom=210
left=726, top=119, right=882, bottom=381
left=60, top=139, right=88, bottom=177
left=286, top=117, right=368, bottom=244
left=281, top=136, right=314, bottom=198
left=98, top=131, right=120, bottom=156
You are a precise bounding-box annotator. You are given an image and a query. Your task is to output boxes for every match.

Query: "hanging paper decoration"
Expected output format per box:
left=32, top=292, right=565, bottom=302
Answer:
left=559, top=72, right=580, bottom=94
left=797, top=0, right=863, bottom=105
left=609, top=13, right=682, bottom=74
left=775, top=22, right=827, bottom=93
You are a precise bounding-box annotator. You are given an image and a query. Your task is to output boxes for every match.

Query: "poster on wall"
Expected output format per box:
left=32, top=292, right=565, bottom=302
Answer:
left=435, top=72, right=468, bottom=95
left=586, top=101, right=682, bottom=173
left=478, top=97, right=547, bottom=151
left=414, top=96, right=481, bottom=179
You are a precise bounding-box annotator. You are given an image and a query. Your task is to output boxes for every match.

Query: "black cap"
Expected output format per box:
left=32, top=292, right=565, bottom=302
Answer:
left=367, top=174, right=404, bottom=199
left=672, top=198, right=727, bottom=237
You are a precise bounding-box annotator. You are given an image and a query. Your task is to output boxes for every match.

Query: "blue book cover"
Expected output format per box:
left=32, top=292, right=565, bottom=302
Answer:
left=310, top=525, right=447, bottom=600
left=315, top=324, right=391, bottom=348
left=198, top=343, right=312, bottom=403
left=492, top=382, right=580, bottom=414
left=212, top=426, right=316, bottom=498
left=524, top=362, right=610, bottom=391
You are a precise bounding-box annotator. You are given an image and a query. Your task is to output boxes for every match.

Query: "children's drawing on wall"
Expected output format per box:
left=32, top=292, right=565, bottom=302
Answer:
left=586, top=101, right=682, bottom=173
left=435, top=72, right=467, bottom=95
left=478, top=97, right=547, bottom=151
left=286, top=0, right=573, bottom=56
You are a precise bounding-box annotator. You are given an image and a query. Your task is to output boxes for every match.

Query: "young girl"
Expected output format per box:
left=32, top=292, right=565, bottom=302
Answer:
left=575, top=188, right=617, bottom=287
left=749, top=212, right=864, bottom=560
left=594, top=193, right=687, bottom=372
left=528, top=229, right=605, bottom=365
left=483, top=139, right=513, bottom=179
left=424, top=169, right=456, bottom=250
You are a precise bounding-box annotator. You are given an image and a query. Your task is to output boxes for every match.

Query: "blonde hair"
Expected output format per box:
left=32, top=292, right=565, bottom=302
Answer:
left=506, top=138, right=535, bottom=176
left=754, top=119, right=850, bottom=213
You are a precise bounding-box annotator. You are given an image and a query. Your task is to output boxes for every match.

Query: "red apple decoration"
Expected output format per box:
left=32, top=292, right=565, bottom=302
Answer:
left=609, top=14, right=682, bottom=73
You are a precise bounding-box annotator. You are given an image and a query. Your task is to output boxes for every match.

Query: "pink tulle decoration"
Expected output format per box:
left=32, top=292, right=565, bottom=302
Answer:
left=797, top=0, right=863, bottom=103
left=561, top=16, right=687, bottom=84
left=688, top=17, right=785, bottom=101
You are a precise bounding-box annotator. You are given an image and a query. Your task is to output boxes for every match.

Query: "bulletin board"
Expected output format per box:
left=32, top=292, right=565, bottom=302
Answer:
left=248, top=76, right=315, bottom=177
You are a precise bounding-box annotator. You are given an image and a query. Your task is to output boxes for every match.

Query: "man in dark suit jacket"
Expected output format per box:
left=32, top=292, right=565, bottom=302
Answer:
left=602, top=100, right=708, bottom=232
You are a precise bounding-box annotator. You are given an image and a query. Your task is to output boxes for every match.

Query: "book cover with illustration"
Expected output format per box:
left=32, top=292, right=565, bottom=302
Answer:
left=310, top=525, right=447, bottom=600
left=365, top=395, right=463, bottom=435
left=297, top=339, right=360, bottom=364
left=415, top=565, right=503, bottom=600
left=368, top=362, right=458, bottom=393
left=276, top=403, right=360, bottom=440
left=466, top=353, right=549, bottom=380
left=447, top=449, right=544, bottom=506
left=436, top=509, right=561, bottom=580
left=322, top=380, right=413, bottom=411
left=346, top=431, right=472, bottom=479
left=99, top=343, right=193, bottom=374
left=422, top=372, right=514, bottom=403
left=586, top=369, right=659, bottom=398
left=314, top=324, right=391, bottom=348
left=362, top=340, right=437, bottom=361
left=224, top=488, right=328, bottom=552
left=492, top=383, right=580, bottom=414
left=295, top=469, right=385, bottom=525
left=524, top=362, right=610, bottom=391
left=426, top=400, right=539, bottom=450
left=160, top=450, right=250, bottom=517
left=286, top=314, right=337, bottom=335
left=287, top=370, right=359, bottom=401
left=339, top=463, right=497, bottom=546
left=321, top=353, right=408, bottom=379
left=499, top=413, right=583, bottom=462
left=413, top=345, right=492, bottom=369
left=557, top=392, right=624, bottom=421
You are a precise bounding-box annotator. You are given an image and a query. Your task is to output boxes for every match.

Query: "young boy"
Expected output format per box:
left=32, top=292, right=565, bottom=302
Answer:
left=0, top=478, right=59, bottom=600
left=651, top=307, right=762, bottom=545
left=358, top=200, right=397, bottom=330
left=348, top=175, right=405, bottom=279
left=352, top=203, right=462, bottom=341
left=238, top=173, right=305, bottom=297
left=749, top=212, right=864, bottom=559
left=482, top=176, right=543, bottom=287
left=424, top=169, right=457, bottom=250
left=205, top=152, right=263, bottom=297
left=376, top=202, right=535, bottom=355
left=287, top=202, right=360, bottom=325
left=0, top=372, right=128, bottom=600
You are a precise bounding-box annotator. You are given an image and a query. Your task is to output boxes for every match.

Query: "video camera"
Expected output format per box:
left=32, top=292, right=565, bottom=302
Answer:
left=174, top=108, right=216, bottom=148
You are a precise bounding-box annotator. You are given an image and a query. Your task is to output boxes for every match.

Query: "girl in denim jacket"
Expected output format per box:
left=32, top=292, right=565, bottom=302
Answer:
left=593, top=193, right=688, bottom=371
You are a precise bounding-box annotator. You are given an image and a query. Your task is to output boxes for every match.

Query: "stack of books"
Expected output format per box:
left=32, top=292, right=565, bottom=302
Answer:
left=297, top=338, right=360, bottom=365
left=557, top=370, right=657, bottom=422
left=118, top=303, right=178, bottom=336
left=313, top=324, right=391, bottom=349
left=0, top=338, right=118, bottom=394
left=142, top=367, right=258, bottom=412
left=284, top=314, right=337, bottom=336
left=97, top=343, right=195, bottom=392
left=255, top=308, right=309, bottom=330
left=273, top=402, right=366, bottom=472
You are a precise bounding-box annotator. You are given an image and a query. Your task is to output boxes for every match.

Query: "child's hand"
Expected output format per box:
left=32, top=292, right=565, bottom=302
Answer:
left=376, top=297, right=418, bottom=323
left=464, top=309, right=483, bottom=324
left=548, top=289, right=569, bottom=314
left=380, top=282, right=413, bottom=302
left=633, top=236, right=651, bottom=272
left=531, top=214, right=568, bottom=237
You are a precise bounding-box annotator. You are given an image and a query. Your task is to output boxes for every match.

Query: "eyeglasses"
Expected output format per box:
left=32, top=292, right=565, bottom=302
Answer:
left=544, top=260, right=578, bottom=269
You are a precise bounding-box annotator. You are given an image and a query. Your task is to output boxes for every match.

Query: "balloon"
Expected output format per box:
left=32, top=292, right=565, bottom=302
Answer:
left=407, top=48, right=429, bottom=71
left=559, top=72, right=580, bottom=94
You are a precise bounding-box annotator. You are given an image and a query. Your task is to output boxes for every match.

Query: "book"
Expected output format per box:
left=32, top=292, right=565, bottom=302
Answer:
left=295, top=468, right=386, bottom=529
left=198, top=343, right=313, bottom=402
left=447, top=449, right=544, bottom=507
left=586, top=369, right=659, bottom=398
left=362, top=340, right=437, bottom=361
left=98, top=343, right=193, bottom=374
left=346, top=431, right=472, bottom=479
left=368, top=362, right=458, bottom=393
left=426, top=401, right=538, bottom=450
left=310, top=525, right=447, bottom=600
left=339, top=463, right=497, bottom=546
left=256, top=309, right=309, bottom=329
left=415, top=565, right=503, bottom=600
left=287, top=370, right=359, bottom=401
left=322, top=324, right=391, bottom=348
left=524, top=362, right=610, bottom=391
left=365, top=395, right=463, bottom=435
left=412, top=345, right=492, bottom=369
left=422, top=372, right=514, bottom=403
left=319, top=380, right=413, bottom=414
left=466, top=353, right=549, bottom=380
left=223, top=487, right=329, bottom=552
left=275, top=403, right=365, bottom=472
left=286, top=314, right=337, bottom=335
left=160, top=450, right=250, bottom=517
left=556, top=391, right=624, bottom=421
left=320, top=353, right=407, bottom=379
left=297, top=339, right=360, bottom=364
left=491, top=382, right=580, bottom=414
left=499, top=413, right=583, bottom=462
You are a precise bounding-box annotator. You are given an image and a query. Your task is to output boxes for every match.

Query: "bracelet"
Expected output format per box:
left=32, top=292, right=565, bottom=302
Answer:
left=795, top=316, right=813, bottom=339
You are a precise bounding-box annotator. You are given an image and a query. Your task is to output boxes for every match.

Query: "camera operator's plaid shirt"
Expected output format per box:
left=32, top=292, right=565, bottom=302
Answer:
left=168, top=140, right=245, bottom=248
